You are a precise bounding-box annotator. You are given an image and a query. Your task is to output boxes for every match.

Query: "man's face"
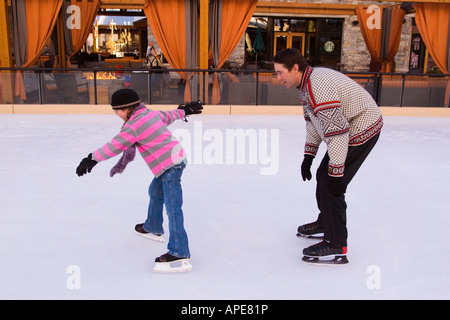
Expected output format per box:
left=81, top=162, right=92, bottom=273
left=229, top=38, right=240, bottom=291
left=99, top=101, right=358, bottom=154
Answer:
left=274, top=63, right=302, bottom=89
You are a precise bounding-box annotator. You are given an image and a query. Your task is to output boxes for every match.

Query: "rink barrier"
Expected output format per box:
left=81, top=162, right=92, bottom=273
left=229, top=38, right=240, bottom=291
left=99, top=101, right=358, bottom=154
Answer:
left=1, top=104, right=450, bottom=116
left=2, top=67, right=450, bottom=108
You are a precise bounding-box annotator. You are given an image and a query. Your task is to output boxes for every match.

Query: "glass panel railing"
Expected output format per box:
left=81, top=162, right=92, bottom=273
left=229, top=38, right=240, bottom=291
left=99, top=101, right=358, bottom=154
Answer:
left=1, top=67, right=449, bottom=107
left=379, top=74, right=450, bottom=107
left=0, top=70, right=15, bottom=104
left=379, top=74, right=403, bottom=107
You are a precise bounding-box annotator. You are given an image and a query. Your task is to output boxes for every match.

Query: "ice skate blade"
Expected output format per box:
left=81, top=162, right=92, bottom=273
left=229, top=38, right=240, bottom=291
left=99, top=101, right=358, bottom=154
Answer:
left=153, top=259, right=193, bottom=273
left=296, top=233, right=324, bottom=240
left=302, top=255, right=349, bottom=266
left=134, top=230, right=165, bottom=243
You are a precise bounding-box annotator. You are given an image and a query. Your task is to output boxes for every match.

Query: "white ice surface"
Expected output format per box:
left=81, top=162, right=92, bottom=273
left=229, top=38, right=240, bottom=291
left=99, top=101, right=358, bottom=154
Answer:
left=0, top=114, right=449, bottom=300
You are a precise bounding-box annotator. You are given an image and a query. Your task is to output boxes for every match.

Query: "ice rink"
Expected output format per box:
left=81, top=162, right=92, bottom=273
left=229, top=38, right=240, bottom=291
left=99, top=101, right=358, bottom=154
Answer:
left=1, top=113, right=449, bottom=300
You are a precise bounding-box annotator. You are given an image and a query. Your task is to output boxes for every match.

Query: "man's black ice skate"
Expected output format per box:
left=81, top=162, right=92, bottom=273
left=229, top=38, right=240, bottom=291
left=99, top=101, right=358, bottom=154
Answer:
left=302, top=240, right=348, bottom=265
left=154, top=253, right=192, bottom=273
left=296, top=221, right=324, bottom=240
left=134, top=223, right=164, bottom=243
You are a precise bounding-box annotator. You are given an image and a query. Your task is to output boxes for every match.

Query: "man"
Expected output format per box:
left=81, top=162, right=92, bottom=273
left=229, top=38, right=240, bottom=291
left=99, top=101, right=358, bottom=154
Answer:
left=273, top=49, right=383, bottom=265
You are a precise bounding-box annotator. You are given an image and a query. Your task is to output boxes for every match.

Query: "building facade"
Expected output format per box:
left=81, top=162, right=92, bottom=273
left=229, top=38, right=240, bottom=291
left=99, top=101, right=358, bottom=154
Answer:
left=228, top=0, right=414, bottom=73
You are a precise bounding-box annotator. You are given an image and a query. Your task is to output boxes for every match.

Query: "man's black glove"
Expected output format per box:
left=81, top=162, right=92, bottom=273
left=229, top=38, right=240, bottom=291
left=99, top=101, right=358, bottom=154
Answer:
left=76, top=153, right=98, bottom=177
left=301, top=155, right=314, bottom=181
left=178, top=100, right=203, bottom=116
left=327, top=175, right=345, bottom=197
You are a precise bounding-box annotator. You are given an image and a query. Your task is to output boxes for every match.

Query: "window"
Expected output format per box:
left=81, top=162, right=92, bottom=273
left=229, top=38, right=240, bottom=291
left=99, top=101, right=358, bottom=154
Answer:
left=315, top=19, right=343, bottom=68
left=247, top=16, right=343, bottom=70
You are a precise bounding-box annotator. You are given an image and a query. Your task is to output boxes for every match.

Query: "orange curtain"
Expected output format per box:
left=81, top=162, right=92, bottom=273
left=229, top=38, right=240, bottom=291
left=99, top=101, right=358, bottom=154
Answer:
left=382, top=6, right=405, bottom=72
left=415, top=3, right=450, bottom=73
left=22, top=0, right=62, bottom=68
left=356, top=6, right=382, bottom=66
left=211, top=0, right=258, bottom=104
left=356, top=5, right=405, bottom=72
left=143, top=0, right=192, bottom=102
left=218, top=0, right=257, bottom=67
left=14, top=0, right=63, bottom=99
left=67, top=0, right=100, bottom=62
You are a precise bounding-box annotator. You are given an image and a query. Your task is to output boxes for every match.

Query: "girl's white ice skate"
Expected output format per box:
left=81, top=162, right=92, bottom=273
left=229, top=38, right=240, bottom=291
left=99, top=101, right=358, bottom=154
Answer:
left=134, top=224, right=164, bottom=243
left=153, top=253, right=192, bottom=273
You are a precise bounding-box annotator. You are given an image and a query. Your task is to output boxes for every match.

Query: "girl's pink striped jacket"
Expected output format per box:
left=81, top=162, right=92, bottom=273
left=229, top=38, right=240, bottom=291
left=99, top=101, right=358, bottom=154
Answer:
left=92, top=106, right=186, bottom=178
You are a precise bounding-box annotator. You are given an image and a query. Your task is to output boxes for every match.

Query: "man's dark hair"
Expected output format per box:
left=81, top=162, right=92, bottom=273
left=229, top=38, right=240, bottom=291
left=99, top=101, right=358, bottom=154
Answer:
left=273, top=48, right=309, bottom=72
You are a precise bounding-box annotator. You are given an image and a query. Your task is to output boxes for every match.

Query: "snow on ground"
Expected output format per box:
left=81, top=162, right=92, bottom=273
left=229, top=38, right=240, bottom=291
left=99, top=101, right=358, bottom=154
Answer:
left=0, top=113, right=449, bottom=300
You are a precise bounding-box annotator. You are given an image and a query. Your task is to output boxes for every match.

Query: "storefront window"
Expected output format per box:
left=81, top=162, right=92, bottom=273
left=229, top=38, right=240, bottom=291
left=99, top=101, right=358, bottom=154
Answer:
left=319, top=18, right=342, bottom=33
left=409, top=20, right=428, bottom=73
left=274, top=19, right=290, bottom=32
left=316, top=19, right=343, bottom=69
left=247, top=16, right=343, bottom=70
left=290, top=19, right=306, bottom=32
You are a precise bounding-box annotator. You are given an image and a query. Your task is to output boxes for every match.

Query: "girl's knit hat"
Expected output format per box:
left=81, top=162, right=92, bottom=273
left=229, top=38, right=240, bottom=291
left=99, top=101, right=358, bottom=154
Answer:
left=111, top=88, right=140, bottom=110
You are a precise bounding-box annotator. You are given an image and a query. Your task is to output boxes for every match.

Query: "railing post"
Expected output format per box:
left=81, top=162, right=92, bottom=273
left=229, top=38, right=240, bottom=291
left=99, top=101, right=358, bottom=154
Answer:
left=93, top=70, right=98, bottom=105
left=255, top=71, right=259, bottom=106
left=400, top=74, right=406, bottom=107
left=37, top=70, right=44, bottom=105
left=148, top=71, right=152, bottom=105
left=375, top=73, right=382, bottom=106
left=448, top=89, right=450, bottom=108
left=203, top=71, right=206, bottom=103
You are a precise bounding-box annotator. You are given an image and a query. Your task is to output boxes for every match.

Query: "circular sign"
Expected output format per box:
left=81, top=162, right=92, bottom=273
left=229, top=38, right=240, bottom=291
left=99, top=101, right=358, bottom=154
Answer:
left=324, top=41, right=335, bottom=53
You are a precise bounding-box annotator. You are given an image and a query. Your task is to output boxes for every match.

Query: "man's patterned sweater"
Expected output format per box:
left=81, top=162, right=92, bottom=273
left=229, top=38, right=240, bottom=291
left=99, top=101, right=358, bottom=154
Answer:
left=298, top=66, right=383, bottom=177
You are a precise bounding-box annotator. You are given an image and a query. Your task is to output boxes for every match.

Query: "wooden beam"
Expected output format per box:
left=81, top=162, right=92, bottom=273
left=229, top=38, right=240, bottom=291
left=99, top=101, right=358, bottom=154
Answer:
left=255, top=2, right=358, bottom=16
left=199, top=0, right=208, bottom=70
left=99, top=0, right=145, bottom=9
left=256, top=1, right=450, bottom=17
left=370, top=0, right=450, bottom=3
left=0, top=0, right=13, bottom=104
left=199, top=0, right=208, bottom=103
left=57, top=12, right=66, bottom=68
left=98, top=0, right=450, bottom=11
left=0, top=0, right=12, bottom=68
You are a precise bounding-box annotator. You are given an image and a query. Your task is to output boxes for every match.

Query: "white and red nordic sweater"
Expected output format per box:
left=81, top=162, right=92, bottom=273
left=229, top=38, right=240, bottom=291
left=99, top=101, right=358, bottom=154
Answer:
left=299, top=66, right=383, bottom=177
left=92, top=106, right=186, bottom=178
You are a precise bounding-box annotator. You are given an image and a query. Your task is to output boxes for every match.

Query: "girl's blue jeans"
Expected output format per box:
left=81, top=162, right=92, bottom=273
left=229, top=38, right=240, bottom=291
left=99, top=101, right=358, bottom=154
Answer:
left=143, top=161, right=190, bottom=258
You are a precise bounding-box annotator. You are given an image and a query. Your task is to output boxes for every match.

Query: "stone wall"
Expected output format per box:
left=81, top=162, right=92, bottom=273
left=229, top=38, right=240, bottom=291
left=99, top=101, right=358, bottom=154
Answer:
left=396, top=15, right=413, bottom=73
left=341, top=16, right=372, bottom=72
left=341, top=14, right=412, bottom=73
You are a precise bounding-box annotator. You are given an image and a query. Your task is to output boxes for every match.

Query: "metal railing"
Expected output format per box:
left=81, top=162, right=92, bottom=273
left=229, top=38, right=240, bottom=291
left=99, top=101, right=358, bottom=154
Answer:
left=1, top=67, right=449, bottom=107
left=344, top=71, right=450, bottom=108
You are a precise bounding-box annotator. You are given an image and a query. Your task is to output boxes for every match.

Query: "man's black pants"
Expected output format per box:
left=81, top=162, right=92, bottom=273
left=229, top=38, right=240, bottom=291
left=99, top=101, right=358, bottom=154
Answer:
left=316, top=133, right=380, bottom=248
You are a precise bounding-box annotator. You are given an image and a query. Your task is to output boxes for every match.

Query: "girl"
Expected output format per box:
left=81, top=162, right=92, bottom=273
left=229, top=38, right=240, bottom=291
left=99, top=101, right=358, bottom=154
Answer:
left=76, top=88, right=203, bottom=273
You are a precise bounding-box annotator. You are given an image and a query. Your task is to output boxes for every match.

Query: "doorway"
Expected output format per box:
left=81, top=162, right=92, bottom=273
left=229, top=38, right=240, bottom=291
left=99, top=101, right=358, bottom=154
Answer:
left=273, top=32, right=305, bottom=56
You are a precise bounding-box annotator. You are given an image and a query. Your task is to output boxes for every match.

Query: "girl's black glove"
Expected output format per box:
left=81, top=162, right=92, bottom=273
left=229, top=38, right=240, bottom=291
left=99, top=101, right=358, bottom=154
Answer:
left=178, top=100, right=203, bottom=116
left=76, top=153, right=98, bottom=177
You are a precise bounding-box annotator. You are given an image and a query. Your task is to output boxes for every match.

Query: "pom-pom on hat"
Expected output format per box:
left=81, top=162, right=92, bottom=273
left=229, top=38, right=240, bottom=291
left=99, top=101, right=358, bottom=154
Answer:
left=111, top=88, right=140, bottom=110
